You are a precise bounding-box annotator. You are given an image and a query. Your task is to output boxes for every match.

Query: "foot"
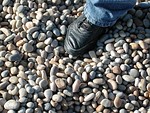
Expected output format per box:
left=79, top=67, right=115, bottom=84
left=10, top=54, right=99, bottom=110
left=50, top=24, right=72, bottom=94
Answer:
left=64, top=14, right=107, bottom=56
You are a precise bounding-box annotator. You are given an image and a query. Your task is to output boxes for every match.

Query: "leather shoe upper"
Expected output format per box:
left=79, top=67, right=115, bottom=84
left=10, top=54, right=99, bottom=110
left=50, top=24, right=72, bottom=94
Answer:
left=64, top=14, right=106, bottom=56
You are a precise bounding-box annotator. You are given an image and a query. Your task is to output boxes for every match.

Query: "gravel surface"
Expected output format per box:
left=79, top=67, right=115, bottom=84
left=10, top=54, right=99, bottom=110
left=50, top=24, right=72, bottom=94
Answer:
left=0, top=0, right=150, bottom=113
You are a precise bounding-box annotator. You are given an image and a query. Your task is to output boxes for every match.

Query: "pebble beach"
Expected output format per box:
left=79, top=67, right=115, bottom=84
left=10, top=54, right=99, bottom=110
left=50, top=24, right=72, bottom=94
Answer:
left=0, top=0, right=150, bottom=113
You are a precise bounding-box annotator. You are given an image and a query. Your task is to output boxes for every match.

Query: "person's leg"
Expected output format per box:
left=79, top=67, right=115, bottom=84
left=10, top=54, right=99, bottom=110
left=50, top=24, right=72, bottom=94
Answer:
left=84, top=0, right=136, bottom=27
left=64, top=0, right=136, bottom=56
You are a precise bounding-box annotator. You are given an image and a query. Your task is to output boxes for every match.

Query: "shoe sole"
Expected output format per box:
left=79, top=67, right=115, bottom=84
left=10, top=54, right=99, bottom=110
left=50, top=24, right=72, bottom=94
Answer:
left=64, top=37, right=97, bottom=57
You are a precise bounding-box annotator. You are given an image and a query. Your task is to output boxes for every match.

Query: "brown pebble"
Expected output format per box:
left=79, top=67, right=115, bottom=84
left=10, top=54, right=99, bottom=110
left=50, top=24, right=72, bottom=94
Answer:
left=55, top=78, right=66, bottom=89
left=130, top=43, right=139, bottom=50
left=114, top=96, right=122, bottom=108
left=106, top=73, right=116, bottom=79
left=72, top=79, right=81, bottom=93
left=96, top=105, right=104, bottom=112
left=107, top=79, right=118, bottom=90
left=112, top=66, right=121, bottom=74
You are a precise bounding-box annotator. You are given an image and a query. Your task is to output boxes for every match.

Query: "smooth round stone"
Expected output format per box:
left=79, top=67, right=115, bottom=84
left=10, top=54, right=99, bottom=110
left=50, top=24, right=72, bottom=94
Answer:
left=127, top=19, right=133, bottom=27
left=55, top=78, right=66, bottom=89
left=26, top=86, right=34, bottom=94
left=84, top=93, right=95, bottom=102
left=72, top=79, right=81, bottom=93
left=9, top=76, right=18, bottom=84
left=81, top=88, right=92, bottom=94
left=44, top=89, right=52, bottom=99
left=10, top=67, right=18, bottom=75
left=82, top=72, right=88, bottom=82
left=44, top=103, right=51, bottom=111
left=17, top=5, right=24, bottom=13
left=19, top=88, right=27, bottom=97
left=0, top=60, right=4, bottom=66
left=9, top=53, right=22, bottom=62
left=116, top=24, right=123, bottom=30
left=123, top=43, right=129, bottom=53
left=4, top=34, right=15, bottom=43
left=2, top=0, right=10, bottom=5
left=146, top=68, right=150, bottom=76
left=135, top=10, right=143, bottom=17
left=52, top=94, right=62, bottom=102
left=39, top=79, right=48, bottom=89
left=60, top=25, right=67, bottom=35
left=143, top=18, right=150, bottom=28
left=107, top=79, right=117, bottom=90
left=114, top=96, right=122, bottom=108
left=134, top=18, right=143, bottom=27
left=105, top=43, right=114, bottom=52
left=119, top=109, right=127, bottom=113
left=122, top=75, right=135, bottom=82
left=50, top=82, right=56, bottom=92
left=27, top=102, right=34, bottom=108
left=64, top=67, right=74, bottom=75
left=23, top=43, right=34, bottom=52
left=129, top=69, right=139, bottom=77
left=125, top=103, right=134, bottom=110
left=89, top=71, right=96, bottom=80
left=101, top=99, right=112, bottom=107
left=139, top=40, right=148, bottom=49
left=4, top=100, right=20, bottom=110
left=106, top=73, right=115, bottom=79
left=44, top=38, right=52, bottom=45
left=25, top=108, right=33, bottom=113
left=63, top=89, right=73, bottom=97
left=93, top=78, right=105, bottom=85
left=1, top=70, right=9, bottom=77
left=51, top=39, right=58, bottom=48
left=32, top=32, right=39, bottom=39
left=52, top=28, right=60, bottom=36
left=112, top=66, right=121, bottom=74
left=116, top=75, right=122, bottom=84
left=119, top=31, right=126, bottom=37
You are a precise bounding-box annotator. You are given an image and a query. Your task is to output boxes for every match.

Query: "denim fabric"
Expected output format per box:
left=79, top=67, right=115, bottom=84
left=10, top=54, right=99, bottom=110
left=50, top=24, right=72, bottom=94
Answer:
left=84, top=0, right=136, bottom=27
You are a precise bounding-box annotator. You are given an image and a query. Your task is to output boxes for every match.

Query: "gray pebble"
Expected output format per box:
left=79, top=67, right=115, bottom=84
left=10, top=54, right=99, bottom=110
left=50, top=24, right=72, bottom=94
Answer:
left=84, top=93, right=95, bottom=102
left=9, top=53, right=22, bottom=61
left=143, top=18, right=150, bottom=28
left=39, top=79, right=48, bottom=89
left=44, top=89, right=53, bottom=99
left=1, top=70, right=9, bottom=77
left=127, top=19, right=133, bottom=27
left=105, top=43, right=114, bottom=52
left=119, top=109, right=127, bottom=113
left=27, top=102, right=34, bottom=108
left=19, top=88, right=27, bottom=97
left=146, top=67, right=150, bottom=76
left=44, top=103, right=51, bottom=111
left=63, top=89, right=73, bottom=97
left=125, top=103, right=134, bottom=110
left=23, top=43, right=34, bottom=52
left=2, top=0, right=11, bottom=6
left=53, top=28, right=60, bottom=36
left=89, top=71, right=96, bottom=80
left=101, top=99, right=112, bottom=107
left=60, top=25, right=67, bottom=35
left=17, top=5, right=24, bottom=13
left=52, top=94, right=62, bottom=102
left=122, top=75, right=135, bottom=82
left=7, top=110, right=16, bottom=113
left=4, top=100, right=20, bottom=110
left=129, top=69, right=139, bottom=77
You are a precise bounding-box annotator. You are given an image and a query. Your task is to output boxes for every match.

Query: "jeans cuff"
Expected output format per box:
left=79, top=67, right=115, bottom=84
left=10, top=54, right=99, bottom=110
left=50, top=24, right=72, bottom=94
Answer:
left=83, top=6, right=117, bottom=27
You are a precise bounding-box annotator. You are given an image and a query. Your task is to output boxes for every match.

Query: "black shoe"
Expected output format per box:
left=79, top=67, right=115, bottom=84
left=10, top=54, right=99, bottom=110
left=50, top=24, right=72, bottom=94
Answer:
left=64, top=14, right=106, bottom=56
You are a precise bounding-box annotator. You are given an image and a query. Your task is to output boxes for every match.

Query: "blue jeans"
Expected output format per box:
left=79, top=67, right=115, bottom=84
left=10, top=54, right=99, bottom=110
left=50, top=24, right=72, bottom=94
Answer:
left=84, top=0, right=136, bottom=27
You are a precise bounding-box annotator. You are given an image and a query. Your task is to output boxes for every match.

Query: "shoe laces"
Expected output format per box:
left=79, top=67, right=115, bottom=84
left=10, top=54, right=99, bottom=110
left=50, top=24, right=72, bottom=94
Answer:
left=79, top=18, right=94, bottom=31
